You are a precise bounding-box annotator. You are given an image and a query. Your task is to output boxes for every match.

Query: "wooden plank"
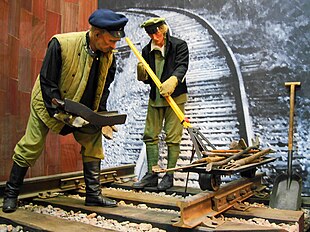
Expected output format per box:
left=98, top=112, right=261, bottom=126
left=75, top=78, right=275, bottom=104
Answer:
left=102, top=187, right=179, bottom=209
left=33, top=196, right=181, bottom=232
left=198, top=221, right=286, bottom=232
left=0, top=208, right=114, bottom=232
left=224, top=207, right=304, bottom=232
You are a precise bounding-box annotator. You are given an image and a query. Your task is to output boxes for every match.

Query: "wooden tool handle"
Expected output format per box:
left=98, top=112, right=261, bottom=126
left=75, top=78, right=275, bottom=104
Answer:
left=285, top=82, right=300, bottom=151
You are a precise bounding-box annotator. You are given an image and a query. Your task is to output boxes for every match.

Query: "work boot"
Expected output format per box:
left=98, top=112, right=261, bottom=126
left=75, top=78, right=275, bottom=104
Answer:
left=2, top=162, right=29, bottom=213
left=132, top=172, right=158, bottom=190
left=83, top=161, right=117, bottom=207
left=157, top=173, right=174, bottom=191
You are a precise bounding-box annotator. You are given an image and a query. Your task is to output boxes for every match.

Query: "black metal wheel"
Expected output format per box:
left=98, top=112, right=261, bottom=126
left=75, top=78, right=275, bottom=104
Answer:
left=198, top=173, right=221, bottom=191
left=240, top=168, right=256, bottom=178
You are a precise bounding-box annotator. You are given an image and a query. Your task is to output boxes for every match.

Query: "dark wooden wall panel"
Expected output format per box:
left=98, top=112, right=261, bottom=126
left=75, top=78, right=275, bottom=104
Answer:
left=0, top=0, right=98, bottom=181
left=46, top=11, right=61, bottom=42
left=20, top=9, right=32, bottom=49
left=62, top=2, right=79, bottom=33
left=0, top=1, right=9, bottom=44
left=8, top=0, right=20, bottom=38
left=0, top=44, right=9, bottom=93
left=8, top=35, right=19, bottom=79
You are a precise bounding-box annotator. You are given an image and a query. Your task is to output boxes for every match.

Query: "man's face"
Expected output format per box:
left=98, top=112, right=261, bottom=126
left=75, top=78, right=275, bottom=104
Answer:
left=149, top=30, right=165, bottom=47
left=95, top=31, right=121, bottom=53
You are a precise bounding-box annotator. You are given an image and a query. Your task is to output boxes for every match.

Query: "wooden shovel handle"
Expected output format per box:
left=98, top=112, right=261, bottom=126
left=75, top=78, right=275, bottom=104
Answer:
left=285, top=82, right=300, bottom=151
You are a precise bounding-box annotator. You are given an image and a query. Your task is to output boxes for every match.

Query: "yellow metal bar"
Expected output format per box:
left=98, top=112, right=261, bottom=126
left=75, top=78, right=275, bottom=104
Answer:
left=125, top=37, right=192, bottom=128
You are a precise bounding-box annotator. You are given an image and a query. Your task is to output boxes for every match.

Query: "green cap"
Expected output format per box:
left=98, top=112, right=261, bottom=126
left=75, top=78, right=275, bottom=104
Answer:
left=140, top=17, right=166, bottom=34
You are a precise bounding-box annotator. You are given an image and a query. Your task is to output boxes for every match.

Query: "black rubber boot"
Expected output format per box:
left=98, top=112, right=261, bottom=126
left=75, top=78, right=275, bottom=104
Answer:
left=2, top=162, right=28, bottom=213
left=83, top=161, right=117, bottom=207
left=157, top=173, right=174, bottom=191
left=132, top=172, right=158, bottom=190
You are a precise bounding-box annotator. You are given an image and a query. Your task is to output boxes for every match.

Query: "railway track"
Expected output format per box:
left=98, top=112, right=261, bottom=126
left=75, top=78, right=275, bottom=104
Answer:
left=0, top=165, right=305, bottom=231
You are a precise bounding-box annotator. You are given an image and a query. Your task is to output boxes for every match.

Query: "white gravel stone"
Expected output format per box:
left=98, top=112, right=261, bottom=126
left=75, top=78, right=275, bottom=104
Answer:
left=139, top=223, right=153, bottom=231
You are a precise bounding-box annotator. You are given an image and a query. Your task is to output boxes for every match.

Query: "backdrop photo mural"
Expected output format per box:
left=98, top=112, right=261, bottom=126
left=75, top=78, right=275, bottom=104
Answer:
left=98, top=0, right=310, bottom=195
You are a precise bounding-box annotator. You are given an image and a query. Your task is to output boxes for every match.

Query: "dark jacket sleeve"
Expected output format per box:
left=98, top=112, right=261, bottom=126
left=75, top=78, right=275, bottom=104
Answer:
left=141, top=47, right=152, bottom=85
left=40, top=38, right=62, bottom=117
left=98, top=55, right=116, bottom=111
left=170, top=39, right=189, bottom=82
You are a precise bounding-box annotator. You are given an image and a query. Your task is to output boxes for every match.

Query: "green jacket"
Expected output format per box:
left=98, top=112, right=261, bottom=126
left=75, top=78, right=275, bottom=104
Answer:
left=31, top=31, right=114, bottom=134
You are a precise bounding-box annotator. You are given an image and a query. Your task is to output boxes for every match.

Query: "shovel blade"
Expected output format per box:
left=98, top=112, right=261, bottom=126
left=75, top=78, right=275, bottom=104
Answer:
left=269, top=173, right=302, bottom=210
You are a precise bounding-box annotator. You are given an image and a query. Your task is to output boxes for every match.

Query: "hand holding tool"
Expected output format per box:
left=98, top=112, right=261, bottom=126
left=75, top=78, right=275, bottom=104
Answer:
left=53, top=98, right=126, bottom=127
left=71, top=116, right=89, bottom=127
left=137, top=62, right=148, bottom=81
left=53, top=112, right=89, bottom=128
left=160, top=76, right=178, bottom=97
left=102, top=125, right=118, bottom=140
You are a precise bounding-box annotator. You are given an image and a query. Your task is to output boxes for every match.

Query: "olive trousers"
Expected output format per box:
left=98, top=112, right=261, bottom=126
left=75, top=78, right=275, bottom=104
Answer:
left=143, top=103, right=184, bottom=172
left=13, top=103, right=104, bottom=167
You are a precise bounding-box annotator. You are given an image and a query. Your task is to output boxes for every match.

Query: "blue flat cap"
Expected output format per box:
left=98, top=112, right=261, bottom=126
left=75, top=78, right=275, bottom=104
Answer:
left=89, top=9, right=128, bottom=38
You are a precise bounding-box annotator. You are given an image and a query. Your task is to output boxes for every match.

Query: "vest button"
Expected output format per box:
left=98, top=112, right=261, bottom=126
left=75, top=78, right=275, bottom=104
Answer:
left=72, top=74, right=75, bottom=77
left=63, top=90, right=67, bottom=93
left=78, top=53, right=81, bottom=56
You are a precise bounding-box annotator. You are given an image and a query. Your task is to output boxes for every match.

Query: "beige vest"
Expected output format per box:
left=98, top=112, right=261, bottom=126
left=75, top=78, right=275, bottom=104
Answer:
left=31, top=31, right=114, bottom=133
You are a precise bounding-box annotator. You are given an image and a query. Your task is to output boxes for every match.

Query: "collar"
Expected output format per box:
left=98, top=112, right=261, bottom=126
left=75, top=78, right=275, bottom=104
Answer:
left=85, top=31, right=101, bottom=58
left=150, top=41, right=165, bottom=57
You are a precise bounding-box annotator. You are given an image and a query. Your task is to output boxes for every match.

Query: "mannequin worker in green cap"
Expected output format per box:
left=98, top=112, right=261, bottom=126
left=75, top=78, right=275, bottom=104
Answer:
left=132, top=17, right=189, bottom=191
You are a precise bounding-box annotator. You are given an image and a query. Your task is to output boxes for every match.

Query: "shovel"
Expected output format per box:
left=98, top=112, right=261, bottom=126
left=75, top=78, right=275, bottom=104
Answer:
left=269, top=82, right=302, bottom=210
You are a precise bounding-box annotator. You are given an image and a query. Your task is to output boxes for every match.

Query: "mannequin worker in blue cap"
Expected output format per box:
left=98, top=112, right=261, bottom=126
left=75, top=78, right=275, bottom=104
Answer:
left=132, top=18, right=189, bottom=191
left=2, top=9, right=128, bottom=213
